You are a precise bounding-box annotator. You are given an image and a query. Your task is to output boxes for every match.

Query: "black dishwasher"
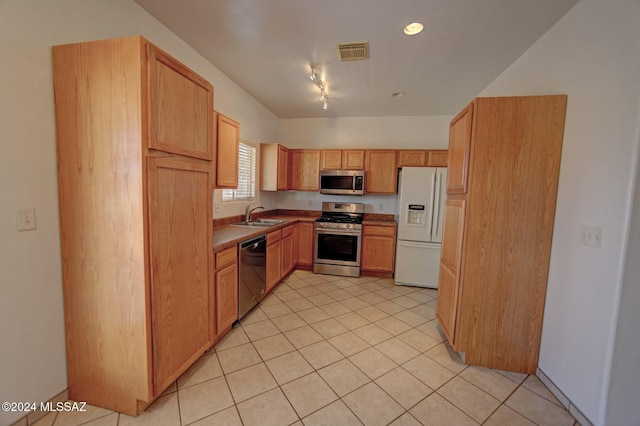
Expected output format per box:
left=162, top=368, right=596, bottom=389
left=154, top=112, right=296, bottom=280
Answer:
left=238, top=234, right=267, bottom=319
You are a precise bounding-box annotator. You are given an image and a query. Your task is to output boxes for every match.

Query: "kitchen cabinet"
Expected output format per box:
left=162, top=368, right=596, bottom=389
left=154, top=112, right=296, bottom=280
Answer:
left=266, top=229, right=282, bottom=292
left=52, top=35, right=214, bottom=415
left=261, top=143, right=289, bottom=190
left=360, top=224, right=396, bottom=277
left=321, top=149, right=365, bottom=170
left=397, top=150, right=427, bottom=167
left=289, top=149, right=320, bottom=190
left=295, top=222, right=315, bottom=268
left=446, top=103, right=473, bottom=194
left=365, top=150, right=398, bottom=194
left=436, top=95, right=567, bottom=374
left=427, top=150, right=448, bottom=167
left=215, top=112, right=239, bottom=188
left=281, top=225, right=295, bottom=277
left=215, top=247, right=238, bottom=338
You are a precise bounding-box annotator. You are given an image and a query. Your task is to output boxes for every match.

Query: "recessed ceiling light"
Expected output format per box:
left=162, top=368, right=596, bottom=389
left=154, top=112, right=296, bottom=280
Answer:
left=391, top=92, right=404, bottom=98
left=403, top=22, right=424, bottom=36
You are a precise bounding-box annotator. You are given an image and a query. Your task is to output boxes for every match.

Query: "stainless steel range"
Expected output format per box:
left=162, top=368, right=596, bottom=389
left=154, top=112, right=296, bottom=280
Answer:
left=314, top=202, right=364, bottom=277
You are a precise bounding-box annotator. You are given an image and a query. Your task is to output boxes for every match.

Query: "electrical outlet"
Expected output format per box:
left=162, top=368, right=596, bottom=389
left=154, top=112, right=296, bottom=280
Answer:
left=214, top=203, right=220, bottom=213
left=378, top=203, right=384, bottom=211
left=579, top=225, right=602, bottom=248
left=16, top=208, right=37, bottom=231
left=308, top=200, right=313, bottom=207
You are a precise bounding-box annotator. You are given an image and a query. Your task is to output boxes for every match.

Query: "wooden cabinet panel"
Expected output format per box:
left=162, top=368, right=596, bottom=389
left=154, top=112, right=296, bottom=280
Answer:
left=290, top=149, right=320, bottom=190
left=321, top=150, right=343, bottom=169
left=266, top=230, right=282, bottom=292
left=281, top=225, right=295, bottom=277
left=261, top=143, right=289, bottom=191
left=215, top=247, right=238, bottom=335
left=147, top=157, right=213, bottom=396
left=296, top=222, right=315, bottom=266
left=277, top=145, right=289, bottom=190
left=427, top=150, right=448, bottom=167
left=397, top=150, right=427, bottom=167
left=215, top=113, right=239, bottom=188
left=149, top=45, right=213, bottom=160
left=436, top=199, right=465, bottom=345
left=343, top=150, right=365, bottom=169
left=361, top=225, right=396, bottom=273
left=447, top=102, right=473, bottom=194
left=365, top=150, right=398, bottom=194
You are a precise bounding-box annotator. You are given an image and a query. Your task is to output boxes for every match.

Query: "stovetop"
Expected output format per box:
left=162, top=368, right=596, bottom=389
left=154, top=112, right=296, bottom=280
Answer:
left=315, top=202, right=364, bottom=230
left=316, top=214, right=363, bottom=224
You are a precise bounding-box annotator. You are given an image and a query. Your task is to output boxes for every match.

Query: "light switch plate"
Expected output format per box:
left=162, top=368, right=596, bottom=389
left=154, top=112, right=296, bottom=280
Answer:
left=579, top=225, right=602, bottom=248
left=17, top=208, right=37, bottom=231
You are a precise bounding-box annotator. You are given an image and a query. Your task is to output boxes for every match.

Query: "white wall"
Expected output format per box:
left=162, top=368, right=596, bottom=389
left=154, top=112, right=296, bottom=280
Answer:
left=0, top=1, right=277, bottom=425
left=478, top=1, right=640, bottom=424
left=277, top=116, right=452, bottom=213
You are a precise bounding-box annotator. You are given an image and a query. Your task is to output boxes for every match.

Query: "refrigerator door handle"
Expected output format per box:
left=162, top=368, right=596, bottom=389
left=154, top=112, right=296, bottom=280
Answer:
left=398, top=241, right=430, bottom=248
left=426, top=170, right=436, bottom=239
left=433, top=171, right=442, bottom=238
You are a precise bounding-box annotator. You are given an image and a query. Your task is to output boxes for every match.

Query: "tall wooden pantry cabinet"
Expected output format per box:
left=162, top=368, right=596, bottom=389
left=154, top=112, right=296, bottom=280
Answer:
left=436, top=95, right=567, bottom=374
left=52, top=35, right=215, bottom=415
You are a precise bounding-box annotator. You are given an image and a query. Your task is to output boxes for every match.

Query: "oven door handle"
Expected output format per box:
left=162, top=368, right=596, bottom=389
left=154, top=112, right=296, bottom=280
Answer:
left=315, top=228, right=361, bottom=237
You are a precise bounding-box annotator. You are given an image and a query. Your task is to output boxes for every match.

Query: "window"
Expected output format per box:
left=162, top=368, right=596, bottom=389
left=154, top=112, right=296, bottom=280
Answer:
left=222, top=142, right=256, bottom=202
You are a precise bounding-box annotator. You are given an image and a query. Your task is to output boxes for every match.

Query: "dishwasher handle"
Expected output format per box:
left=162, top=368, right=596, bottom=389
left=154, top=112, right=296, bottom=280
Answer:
left=240, top=234, right=266, bottom=249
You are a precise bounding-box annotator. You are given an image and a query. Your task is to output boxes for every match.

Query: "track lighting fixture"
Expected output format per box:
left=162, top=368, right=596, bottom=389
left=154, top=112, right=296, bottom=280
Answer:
left=309, top=63, right=328, bottom=110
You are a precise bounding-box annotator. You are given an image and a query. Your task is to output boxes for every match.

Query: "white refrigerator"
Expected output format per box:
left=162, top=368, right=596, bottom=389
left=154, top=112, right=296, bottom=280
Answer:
left=395, top=167, right=447, bottom=288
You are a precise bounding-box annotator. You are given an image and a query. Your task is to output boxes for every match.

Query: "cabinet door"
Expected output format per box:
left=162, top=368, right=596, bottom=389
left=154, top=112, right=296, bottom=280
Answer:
left=216, top=113, right=239, bottom=188
left=290, top=150, right=320, bottom=190
left=447, top=102, right=473, bottom=194
left=342, top=150, right=365, bottom=170
left=216, top=262, right=238, bottom=334
left=148, top=157, right=213, bottom=395
left=296, top=222, right=315, bottom=266
left=321, top=150, right=343, bottom=170
left=427, top=150, right=448, bottom=167
left=365, top=150, right=398, bottom=194
left=148, top=45, right=213, bottom=160
left=397, top=150, right=427, bottom=167
left=436, top=199, right=465, bottom=346
left=266, top=230, right=282, bottom=292
left=361, top=225, right=396, bottom=272
left=281, top=226, right=295, bottom=277
left=277, top=145, right=289, bottom=190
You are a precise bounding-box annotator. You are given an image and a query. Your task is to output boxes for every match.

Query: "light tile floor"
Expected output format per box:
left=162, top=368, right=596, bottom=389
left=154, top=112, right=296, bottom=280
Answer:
left=34, top=270, right=578, bottom=426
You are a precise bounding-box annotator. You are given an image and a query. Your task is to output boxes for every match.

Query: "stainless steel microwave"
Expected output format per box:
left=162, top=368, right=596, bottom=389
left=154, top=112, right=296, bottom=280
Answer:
left=319, top=170, right=365, bottom=195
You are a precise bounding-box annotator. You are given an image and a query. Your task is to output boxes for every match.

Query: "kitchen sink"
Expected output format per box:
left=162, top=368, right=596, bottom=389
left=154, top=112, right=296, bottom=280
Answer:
left=230, top=219, right=287, bottom=228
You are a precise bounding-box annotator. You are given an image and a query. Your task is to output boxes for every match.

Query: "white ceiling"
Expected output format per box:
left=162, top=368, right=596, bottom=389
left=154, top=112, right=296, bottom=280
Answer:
left=134, top=0, right=578, bottom=118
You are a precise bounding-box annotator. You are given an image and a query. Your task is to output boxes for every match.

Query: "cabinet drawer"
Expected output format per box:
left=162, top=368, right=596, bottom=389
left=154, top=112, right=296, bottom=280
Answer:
left=267, top=229, right=282, bottom=245
left=215, top=246, right=237, bottom=269
left=363, top=225, right=396, bottom=237
left=282, top=225, right=294, bottom=238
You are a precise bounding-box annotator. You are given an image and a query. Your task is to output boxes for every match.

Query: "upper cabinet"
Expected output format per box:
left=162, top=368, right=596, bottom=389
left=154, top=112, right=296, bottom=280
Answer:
left=446, top=103, right=474, bottom=194
left=215, top=112, right=239, bottom=188
left=427, top=150, right=448, bottom=167
left=261, top=143, right=289, bottom=191
left=365, top=150, right=397, bottom=194
left=148, top=45, right=213, bottom=160
left=321, top=149, right=365, bottom=170
left=397, top=150, right=427, bottom=167
left=289, top=149, right=320, bottom=191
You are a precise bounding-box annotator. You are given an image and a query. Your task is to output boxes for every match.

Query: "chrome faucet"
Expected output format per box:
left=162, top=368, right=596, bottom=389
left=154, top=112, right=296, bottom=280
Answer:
left=245, top=204, right=265, bottom=222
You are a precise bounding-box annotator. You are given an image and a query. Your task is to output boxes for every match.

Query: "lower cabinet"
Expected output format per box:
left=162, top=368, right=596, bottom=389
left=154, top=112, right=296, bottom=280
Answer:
left=266, top=229, right=282, bottom=292
left=295, top=222, right=315, bottom=267
left=361, top=224, right=397, bottom=277
left=215, top=246, right=238, bottom=338
left=281, top=225, right=295, bottom=277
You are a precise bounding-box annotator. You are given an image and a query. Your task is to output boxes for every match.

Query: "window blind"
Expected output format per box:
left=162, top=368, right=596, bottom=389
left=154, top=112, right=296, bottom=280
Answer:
left=222, top=142, right=256, bottom=202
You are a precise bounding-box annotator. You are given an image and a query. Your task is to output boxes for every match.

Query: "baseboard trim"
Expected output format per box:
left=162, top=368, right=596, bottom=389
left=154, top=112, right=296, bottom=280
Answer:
left=537, top=367, right=593, bottom=426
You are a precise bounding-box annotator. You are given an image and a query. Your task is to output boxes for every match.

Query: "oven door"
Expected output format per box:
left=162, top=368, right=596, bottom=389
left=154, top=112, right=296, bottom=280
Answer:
left=314, top=228, right=362, bottom=266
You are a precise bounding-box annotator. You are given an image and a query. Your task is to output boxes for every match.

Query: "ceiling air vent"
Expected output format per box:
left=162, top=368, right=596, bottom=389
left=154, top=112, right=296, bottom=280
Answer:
left=337, top=42, right=370, bottom=62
